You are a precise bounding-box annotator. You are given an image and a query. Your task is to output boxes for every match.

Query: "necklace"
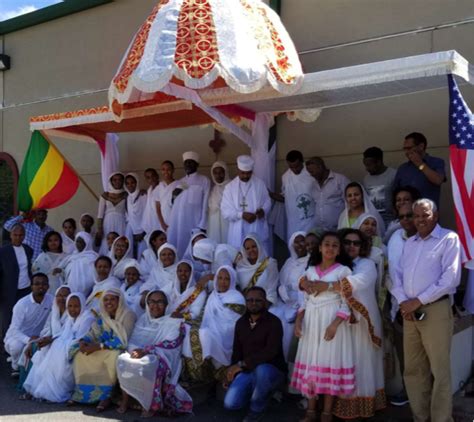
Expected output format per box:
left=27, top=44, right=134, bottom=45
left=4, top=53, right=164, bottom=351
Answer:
left=239, top=181, right=252, bottom=211
left=249, top=317, right=257, bottom=330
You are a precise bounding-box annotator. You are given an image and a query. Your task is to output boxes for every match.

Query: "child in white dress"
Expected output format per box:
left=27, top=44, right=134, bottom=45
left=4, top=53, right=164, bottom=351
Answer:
left=291, top=232, right=355, bottom=422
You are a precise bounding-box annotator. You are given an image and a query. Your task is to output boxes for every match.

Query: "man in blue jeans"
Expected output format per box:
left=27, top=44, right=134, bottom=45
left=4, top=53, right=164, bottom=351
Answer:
left=224, top=286, right=286, bottom=422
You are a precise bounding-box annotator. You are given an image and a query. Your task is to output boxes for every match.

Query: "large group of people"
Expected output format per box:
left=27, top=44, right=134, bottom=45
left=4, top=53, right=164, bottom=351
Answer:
left=0, top=131, right=462, bottom=422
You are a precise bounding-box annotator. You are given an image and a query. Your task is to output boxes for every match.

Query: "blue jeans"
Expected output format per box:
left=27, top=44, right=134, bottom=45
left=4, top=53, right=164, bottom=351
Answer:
left=224, top=363, right=284, bottom=413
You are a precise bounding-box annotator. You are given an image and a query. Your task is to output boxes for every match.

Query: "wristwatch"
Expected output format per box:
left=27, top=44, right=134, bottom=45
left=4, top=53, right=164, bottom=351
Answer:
left=418, top=163, right=426, bottom=171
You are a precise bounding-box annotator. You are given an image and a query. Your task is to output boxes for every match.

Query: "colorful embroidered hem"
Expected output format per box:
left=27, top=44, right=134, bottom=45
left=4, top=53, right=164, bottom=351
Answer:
left=333, top=388, right=387, bottom=419
left=72, top=384, right=113, bottom=403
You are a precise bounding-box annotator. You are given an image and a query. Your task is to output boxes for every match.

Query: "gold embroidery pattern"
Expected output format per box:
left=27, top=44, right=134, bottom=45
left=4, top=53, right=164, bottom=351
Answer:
left=340, top=278, right=382, bottom=348
left=175, top=0, right=220, bottom=79
left=30, top=106, right=110, bottom=123
left=174, top=287, right=203, bottom=315
left=334, top=388, right=386, bottom=419
left=112, top=1, right=169, bottom=94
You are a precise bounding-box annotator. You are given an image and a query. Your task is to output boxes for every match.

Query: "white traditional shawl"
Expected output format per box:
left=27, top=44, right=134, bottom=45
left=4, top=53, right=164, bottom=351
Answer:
left=140, top=243, right=178, bottom=295
left=109, top=235, right=135, bottom=280
left=125, top=172, right=146, bottom=235
left=235, top=233, right=279, bottom=304
left=200, top=265, right=245, bottom=365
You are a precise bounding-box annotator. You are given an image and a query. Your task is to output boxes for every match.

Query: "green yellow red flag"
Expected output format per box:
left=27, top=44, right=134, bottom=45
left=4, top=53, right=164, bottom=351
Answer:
left=17, top=131, right=80, bottom=212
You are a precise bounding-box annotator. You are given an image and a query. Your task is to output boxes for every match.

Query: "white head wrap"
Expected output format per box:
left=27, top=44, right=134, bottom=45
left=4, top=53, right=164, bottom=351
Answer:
left=182, top=151, right=200, bottom=163
left=237, top=155, right=254, bottom=172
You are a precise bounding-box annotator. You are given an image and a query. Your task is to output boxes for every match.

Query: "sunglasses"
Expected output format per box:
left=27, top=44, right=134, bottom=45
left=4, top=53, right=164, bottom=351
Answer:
left=343, top=239, right=362, bottom=247
left=399, top=213, right=414, bottom=220
left=246, top=298, right=264, bottom=303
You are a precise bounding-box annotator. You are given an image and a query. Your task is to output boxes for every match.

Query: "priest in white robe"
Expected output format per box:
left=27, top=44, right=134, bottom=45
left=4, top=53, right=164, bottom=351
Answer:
left=272, top=150, right=317, bottom=240
left=221, top=155, right=271, bottom=252
left=167, top=152, right=211, bottom=257
left=141, top=168, right=161, bottom=235
left=4, top=273, right=53, bottom=371
left=207, top=161, right=230, bottom=244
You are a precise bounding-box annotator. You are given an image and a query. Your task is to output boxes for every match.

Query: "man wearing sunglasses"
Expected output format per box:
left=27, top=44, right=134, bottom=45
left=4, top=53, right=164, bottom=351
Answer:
left=390, top=198, right=461, bottom=422
left=223, top=287, right=286, bottom=422
left=386, top=204, right=417, bottom=407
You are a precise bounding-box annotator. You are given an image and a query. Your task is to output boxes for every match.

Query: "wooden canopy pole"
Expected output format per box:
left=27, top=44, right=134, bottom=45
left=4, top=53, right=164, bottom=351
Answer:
left=40, top=130, right=100, bottom=202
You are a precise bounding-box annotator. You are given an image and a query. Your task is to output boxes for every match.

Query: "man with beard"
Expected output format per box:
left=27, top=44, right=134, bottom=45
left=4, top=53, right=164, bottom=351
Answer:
left=4, top=273, right=53, bottom=375
left=224, top=287, right=286, bottom=422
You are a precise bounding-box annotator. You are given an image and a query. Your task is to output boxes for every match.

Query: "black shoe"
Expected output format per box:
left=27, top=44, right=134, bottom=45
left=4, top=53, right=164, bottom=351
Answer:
left=389, top=391, right=409, bottom=406
left=243, top=411, right=264, bottom=422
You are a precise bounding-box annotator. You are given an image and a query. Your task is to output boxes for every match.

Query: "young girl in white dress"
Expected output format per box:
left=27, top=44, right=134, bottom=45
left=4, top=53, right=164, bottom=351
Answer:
left=291, top=232, right=355, bottom=422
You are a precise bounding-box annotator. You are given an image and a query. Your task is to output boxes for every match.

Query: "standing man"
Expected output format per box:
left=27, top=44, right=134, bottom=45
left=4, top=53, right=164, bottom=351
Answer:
left=208, top=161, right=231, bottom=244
left=141, top=168, right=161, bottom=235
left=362, top=147, right=396, bottom=227
left=168, top=152, right=211, bottom=257
left=0, top=224, right=34, bottom=340
left=270, top=150, right=317, bottom=240
left=3, top=272, right=53, bottom=373
left=386, top=203, right=418, bottom=407
left=4, top=209, right=53, bottom=260
left=391, top=198, right=461, bottom=422
left=221, top=155, right=271, bottom=252
left=393, top=132, right=446, bottom=207
left=306, top=157, right=350, bottom=232
left=224, top=287, right=286, bottom=422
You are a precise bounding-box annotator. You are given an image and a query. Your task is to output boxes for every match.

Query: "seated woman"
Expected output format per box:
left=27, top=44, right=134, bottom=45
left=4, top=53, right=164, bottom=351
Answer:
left=120, top=261, right=144, bottom=314
left=109, top=236, right=135, bottom=281
left=333, top=229, right=386, bottom=419
left=197, top=266, right=245, bottom=375
left=61, top=232, right=98, bottom=296
left=182, top=230, right=208, bottom=280
left=116, top=290, right=193, bottom=417
left=97, top=172, right=127, bottom=255
left=236, top=234, right=279, bottom=306
left=24, top=292, right=95, bottom=403
left=337, top=182, right=385, bottom=236
left=70, top=288, right=136, bottom=411
left=18, top=285, right=71, bottom=395
left=61, top=218, right=77, bottom=255
left=32, top=231, right=67, bottom=294
left=139, top=243, right=178, bottom=310
left=140, top=230, right=167, bottom=277
left=86, top=256, right=121, bottom=312
left=270, top=231, right=308, bottom=360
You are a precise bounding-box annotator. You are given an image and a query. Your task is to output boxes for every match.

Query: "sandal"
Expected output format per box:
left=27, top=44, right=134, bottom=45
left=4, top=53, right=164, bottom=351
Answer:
left=300, top=409, right=317, bottom=422
left=66, top=399, right=75, bottom=407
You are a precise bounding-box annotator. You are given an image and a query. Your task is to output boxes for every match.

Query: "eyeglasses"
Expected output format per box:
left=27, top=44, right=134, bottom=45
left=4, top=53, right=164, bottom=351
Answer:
left=148, top=299, right=167, bottom=306
left=399, top=213, right=414, bottom=220
left=246, top=298, right=264, bottom=303
left=343, top=239, right=362, bottom=247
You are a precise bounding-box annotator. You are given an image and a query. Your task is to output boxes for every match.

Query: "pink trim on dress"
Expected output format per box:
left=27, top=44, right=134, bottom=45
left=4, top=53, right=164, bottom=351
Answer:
left=293, top=362, right=355, bottom=375
left=314, top=263, right=341, bottom=278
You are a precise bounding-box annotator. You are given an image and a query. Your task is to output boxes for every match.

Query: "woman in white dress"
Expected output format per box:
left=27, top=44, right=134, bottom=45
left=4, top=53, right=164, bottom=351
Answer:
left=207, top=161, right=230, bottom=244
left=18, top=285, right=71, bottom=396
left=199, top=266, right=246, bottom=369
left=120, top=260, right=144, bottom=315
left=61, top=232, right=98, bottom=296
left=235, top=234, right=279, bottom=306
left=182, top=230, right=208, bottom=280
left=61, top=218, right=77, bottom=255
left=24, top=292, right=95, bottom=403
left=292, top=232, right=354, bottom=422
left=333, top=229, right=386, bottom=419
left=97, top=172, right=127, bottom=255
left=86, top=256, right=121, bottom=312
left=109, top=235, right=135, bottom=281
left=270, top=231, right=308, bottom=360
left=139, top=243, right=179, bottom=310
left=140, top=230, right=167, bottom=277
left=124, top=173, right=147, bottom=258
left=116, top=290, right=192, bottom=417
left=32, top=231, right=67, bottom=294
left=337, top=182, right=385, bottom=236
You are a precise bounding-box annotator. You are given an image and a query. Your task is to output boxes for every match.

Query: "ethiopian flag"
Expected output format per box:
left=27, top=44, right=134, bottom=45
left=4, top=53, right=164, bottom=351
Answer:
left=17, top=131, right=80, bottom=212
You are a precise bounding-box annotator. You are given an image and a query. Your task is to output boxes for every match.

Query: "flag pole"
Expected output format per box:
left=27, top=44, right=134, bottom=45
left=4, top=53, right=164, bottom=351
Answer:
left=39, top=130, right=100, bottom=202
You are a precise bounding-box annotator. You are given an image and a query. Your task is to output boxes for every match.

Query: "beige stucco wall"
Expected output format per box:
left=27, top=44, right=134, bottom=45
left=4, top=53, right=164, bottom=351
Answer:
left=1, top=0, right=474, bottom=230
